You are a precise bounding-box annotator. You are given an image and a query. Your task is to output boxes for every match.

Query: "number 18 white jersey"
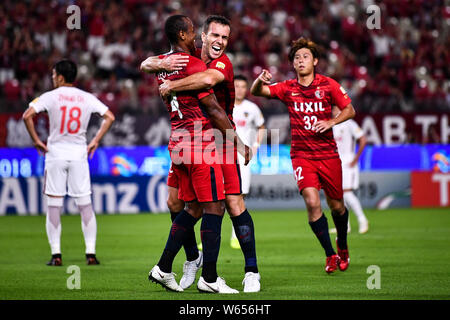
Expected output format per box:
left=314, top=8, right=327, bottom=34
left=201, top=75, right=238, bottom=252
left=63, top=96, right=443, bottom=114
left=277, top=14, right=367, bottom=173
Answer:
left=29, top=86, right=109, bottom=161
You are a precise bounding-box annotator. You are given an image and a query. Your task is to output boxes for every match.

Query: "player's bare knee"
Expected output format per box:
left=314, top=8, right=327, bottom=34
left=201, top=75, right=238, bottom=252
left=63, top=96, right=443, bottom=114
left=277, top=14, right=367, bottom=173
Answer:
left=167, top=198, right=184, bottom=213
left=225, top=195, right=245, bottom=217
left=74, top=195, right=92, bottom=207
left=202, top=201, right=225, bottom=216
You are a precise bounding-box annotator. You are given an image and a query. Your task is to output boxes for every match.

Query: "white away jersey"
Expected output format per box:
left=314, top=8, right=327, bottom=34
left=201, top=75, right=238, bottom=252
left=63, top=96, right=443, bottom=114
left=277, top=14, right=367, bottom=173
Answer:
left=232, top=99, right=264, bottom=146
left=29, top=86, right=108, bottom=161
left=332, top=119, right=364, bottom=163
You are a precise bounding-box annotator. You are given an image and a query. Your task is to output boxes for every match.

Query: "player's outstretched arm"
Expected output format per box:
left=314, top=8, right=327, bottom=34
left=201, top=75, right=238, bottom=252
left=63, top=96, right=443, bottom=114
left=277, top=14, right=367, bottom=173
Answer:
left=159, top=69, right=224, bottom=97
left=250, top=69, right=272, bottom=98
left=200, top=94, right=252, bottom=165
left=314, top=104, right=356, bottom=133
left=140, top=54, right=189, bottom=73
left=87, top=110, right=115, bottom=159
left=22, top=107, right=48, bottom=154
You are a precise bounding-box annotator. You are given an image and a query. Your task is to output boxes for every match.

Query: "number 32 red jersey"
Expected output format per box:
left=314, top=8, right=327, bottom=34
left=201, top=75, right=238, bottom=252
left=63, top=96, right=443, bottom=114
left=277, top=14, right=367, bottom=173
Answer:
left=268, top=73, right=352, bottom=160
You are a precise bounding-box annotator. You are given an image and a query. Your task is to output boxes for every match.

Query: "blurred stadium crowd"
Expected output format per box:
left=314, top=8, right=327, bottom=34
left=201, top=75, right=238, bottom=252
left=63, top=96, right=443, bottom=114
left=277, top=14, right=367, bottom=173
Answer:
left=0, top=0, right=449, bottom=116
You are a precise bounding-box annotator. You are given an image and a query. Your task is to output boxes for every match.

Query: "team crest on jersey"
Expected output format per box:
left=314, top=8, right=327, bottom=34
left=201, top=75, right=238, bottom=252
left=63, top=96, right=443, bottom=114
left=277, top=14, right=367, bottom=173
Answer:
left=315, top=89, right=324, bottom=99
left=244, top=112, right=249, bottom=118
left=215, top=61, right=226, bottom=69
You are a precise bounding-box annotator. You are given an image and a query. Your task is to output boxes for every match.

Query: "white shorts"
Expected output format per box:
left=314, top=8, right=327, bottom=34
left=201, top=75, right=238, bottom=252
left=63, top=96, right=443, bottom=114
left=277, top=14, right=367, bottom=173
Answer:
left=238, top=154, right=252, bottom=195
left=44, top=159, right=92, bottom=197
left=342, top=162, right=359, bottom=191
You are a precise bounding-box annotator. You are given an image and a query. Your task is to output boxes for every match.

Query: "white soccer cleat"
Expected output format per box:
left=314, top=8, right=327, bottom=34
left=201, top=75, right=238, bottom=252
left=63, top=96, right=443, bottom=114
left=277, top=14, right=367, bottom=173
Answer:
left=148, top=265, right=183, bottom=292
left=242, top=272, right=261, bottom=293
left=197, top=276, right=239, bottom=294
left=180, top=251, right=203, bottom=289
left=359, top=220, right=369, bottom=234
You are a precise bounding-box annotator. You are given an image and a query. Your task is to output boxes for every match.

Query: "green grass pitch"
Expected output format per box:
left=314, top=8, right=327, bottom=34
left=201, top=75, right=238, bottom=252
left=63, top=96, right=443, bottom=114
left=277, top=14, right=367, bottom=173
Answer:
left=1, top=208, right=449, bottom=300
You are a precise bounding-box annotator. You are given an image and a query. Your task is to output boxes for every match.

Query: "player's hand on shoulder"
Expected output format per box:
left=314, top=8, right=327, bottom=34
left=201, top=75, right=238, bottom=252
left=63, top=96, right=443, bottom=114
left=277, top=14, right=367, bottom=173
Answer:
left=87, top=139, right=99, bottom=159
left=159, top=79, right=172, bottom=99
left=162, top=54, right=189, bottom=72
left=259, top=69, right=272, bottom=84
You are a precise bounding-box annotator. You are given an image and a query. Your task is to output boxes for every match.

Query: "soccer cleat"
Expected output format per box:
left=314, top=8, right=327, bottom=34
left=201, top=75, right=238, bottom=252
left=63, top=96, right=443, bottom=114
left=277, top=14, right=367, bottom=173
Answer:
left=148, top=265, right=183, bottom=292
left=325, top=254, right=340, bottom=273
left=336, top=240, right=350, bottom=271
left=359, top=220, right=369, bottom=234
left=197, top=276, right=239, bottom=294
left=197, top=242, right=203, bottom=250
left=230, top=237, right=241, bottom=249
left=46, top=254, right=62, bottom=266
left=86, top=254, right=100, bottom=265
left=180, top=251, right=203, bottom=289
left=242, top=272, right=261, bottom=293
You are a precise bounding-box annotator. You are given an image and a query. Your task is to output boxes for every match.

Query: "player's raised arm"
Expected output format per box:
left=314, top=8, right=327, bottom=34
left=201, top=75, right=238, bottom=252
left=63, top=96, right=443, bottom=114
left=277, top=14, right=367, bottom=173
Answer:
left=250, top=69, right=273, bottom=98
left=87, top=110, right=115, bottom=159
left=22, top=106, right=48, bottom=154
left=200, top=94, right=252, bottom=165
left=140, top=54, right=190, bottom=73
left=159, top=68, right=224, bottom=97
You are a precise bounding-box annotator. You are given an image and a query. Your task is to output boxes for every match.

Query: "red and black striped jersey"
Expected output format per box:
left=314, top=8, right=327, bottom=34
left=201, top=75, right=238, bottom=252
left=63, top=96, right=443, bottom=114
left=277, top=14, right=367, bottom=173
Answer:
left=268, top=73, right=352, bottom=160
left=157, top=52, right=214, bottom=153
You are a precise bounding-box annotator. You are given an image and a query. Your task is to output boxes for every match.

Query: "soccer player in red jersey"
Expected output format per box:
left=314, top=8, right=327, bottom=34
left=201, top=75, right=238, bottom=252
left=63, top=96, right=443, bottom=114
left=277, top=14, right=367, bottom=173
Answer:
left=142, top=16, right=261, bottom=292
left=251, top=37, right=355, bottom=273
left=147, top=15, right=251, bottom=293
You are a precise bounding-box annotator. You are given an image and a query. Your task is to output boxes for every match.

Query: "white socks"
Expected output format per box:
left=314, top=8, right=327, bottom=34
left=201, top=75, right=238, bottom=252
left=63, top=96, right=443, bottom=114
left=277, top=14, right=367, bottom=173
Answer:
left=46, top=196, right=64, bottom=255
left=343, top=191, right=368, bottom=224
left=78, top=203, right=97, bottom=254
left=45, top=196, right=97, bottom=255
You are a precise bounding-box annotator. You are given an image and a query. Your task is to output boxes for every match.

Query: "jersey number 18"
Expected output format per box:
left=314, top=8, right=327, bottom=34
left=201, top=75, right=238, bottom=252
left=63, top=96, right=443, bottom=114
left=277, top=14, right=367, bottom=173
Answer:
left=60, top=106, right=81, bottom=134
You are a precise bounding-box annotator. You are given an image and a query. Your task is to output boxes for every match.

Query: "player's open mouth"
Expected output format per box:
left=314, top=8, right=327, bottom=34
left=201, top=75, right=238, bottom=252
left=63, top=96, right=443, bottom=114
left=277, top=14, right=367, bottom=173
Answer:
left=212, top=45, right=221, bottom=53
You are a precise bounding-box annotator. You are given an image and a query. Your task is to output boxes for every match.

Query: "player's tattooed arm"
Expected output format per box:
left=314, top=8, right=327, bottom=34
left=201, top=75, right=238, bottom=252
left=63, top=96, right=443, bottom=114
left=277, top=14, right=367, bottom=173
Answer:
left=87, top=110, right=115, bottom=159
left=314, top=103, right=356, bottom=133
left=250, top=69, right=272, bottom=97
left=200, top=94, right=253, bottom=165
left=22, top=107, right=48, bottom=155
left=140, top=55, right=189, bottom=73
left=159, top=69, right=225, bottom=98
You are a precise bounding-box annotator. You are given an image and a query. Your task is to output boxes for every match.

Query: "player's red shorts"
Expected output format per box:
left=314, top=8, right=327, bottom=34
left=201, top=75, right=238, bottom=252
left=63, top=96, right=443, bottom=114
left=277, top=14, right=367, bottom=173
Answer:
left=291, top=157, right=343, bottom=200
left=171, top=161, right=225, bottom=203
left=219, top=143, right=242, bottom=195
left=167, top=163, right=178, bottom=189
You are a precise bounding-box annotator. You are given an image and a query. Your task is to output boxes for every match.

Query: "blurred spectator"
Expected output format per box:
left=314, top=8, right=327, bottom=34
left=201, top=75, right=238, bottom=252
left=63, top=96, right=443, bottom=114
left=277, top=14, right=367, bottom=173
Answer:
left=0, top=0, right=448, bottom=116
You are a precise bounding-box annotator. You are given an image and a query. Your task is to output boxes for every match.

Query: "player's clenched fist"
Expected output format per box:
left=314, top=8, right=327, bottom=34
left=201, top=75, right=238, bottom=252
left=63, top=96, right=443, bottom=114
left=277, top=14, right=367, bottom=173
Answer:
left=258, top=69, right=272, bottom=84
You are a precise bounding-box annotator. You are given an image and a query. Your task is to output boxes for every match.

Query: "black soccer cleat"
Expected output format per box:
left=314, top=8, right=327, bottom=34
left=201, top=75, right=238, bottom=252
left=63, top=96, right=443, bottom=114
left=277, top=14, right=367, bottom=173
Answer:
left=47, top=254, right=62, bottom=266
left=86, top=253, right=100, bottom=265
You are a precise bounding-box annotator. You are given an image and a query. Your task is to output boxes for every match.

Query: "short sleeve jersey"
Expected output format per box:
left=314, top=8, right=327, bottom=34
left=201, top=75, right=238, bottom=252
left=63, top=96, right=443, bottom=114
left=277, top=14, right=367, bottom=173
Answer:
left=29, top=86, right=109, bottom=161
left=157, top=52, right=214, bottom=152
left=233, top=99, right=265, bottom=147
left=332, top=119, right=364, bottom=163
left=268, top=73, right=352, bottom=160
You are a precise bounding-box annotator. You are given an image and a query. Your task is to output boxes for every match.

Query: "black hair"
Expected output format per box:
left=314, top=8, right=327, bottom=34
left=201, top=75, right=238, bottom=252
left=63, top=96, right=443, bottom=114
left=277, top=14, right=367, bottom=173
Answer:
left=202, top=15, right=231, bottom=33
left=234, top=75, right=248, bottom=82
left=53, top=59, right=77, bottom=83
left=164, top=14, right=189, bottom=45
left=288, top=37, right=320, bottom=62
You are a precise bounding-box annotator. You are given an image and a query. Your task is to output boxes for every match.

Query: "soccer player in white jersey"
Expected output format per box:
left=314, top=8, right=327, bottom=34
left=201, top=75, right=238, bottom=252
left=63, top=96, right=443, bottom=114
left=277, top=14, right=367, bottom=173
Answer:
left=22, top=59, right=115, bottom=266
left=332, top=114, right=369, bottom=234
left=230, top=75, right=265, bottom=249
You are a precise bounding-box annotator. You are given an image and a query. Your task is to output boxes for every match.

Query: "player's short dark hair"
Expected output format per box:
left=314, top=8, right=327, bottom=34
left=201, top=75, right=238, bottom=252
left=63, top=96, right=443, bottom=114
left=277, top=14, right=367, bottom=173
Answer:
left=288, top=37, right=320, bottom=62
left=164, top=14, right=189, bottom=45
left=234, top=75, right=248, bottom=83
left=202, top=15, right=231, bottom=34
left=53, top=59, right=77, bottom=83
